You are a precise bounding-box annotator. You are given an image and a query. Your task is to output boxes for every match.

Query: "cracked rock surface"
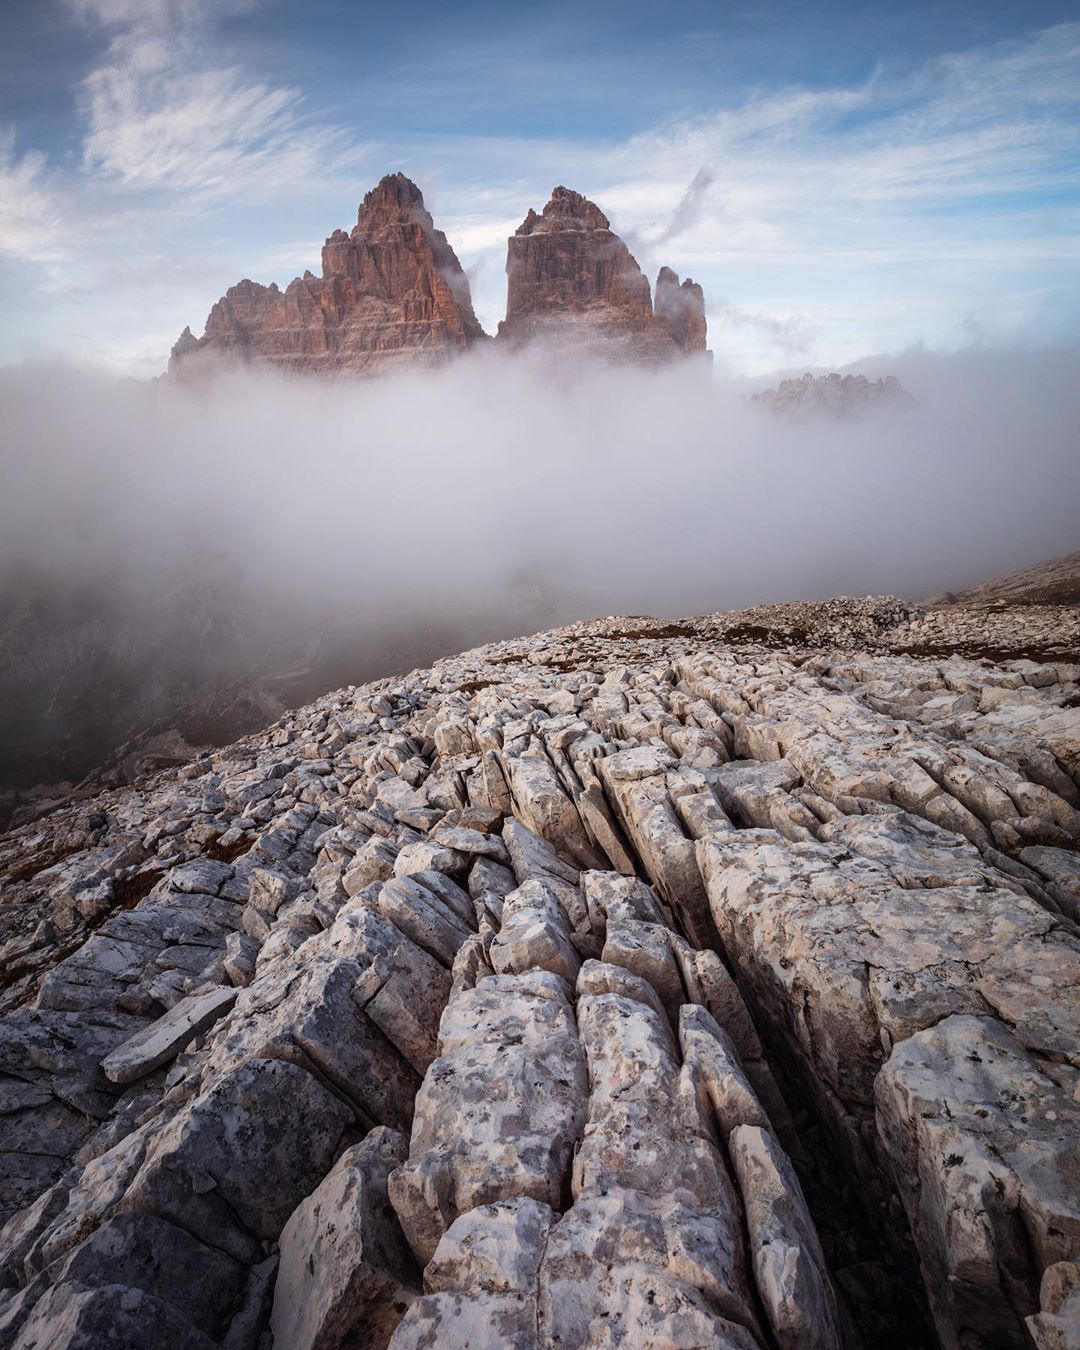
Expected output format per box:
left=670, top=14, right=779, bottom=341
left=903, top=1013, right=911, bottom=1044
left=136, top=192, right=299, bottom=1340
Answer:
left=0, top=596, right=1078, bottom=1349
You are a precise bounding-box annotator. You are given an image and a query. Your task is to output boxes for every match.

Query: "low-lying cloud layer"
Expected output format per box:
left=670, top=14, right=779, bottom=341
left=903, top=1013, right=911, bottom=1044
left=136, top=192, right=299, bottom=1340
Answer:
left=1, top=345, right=1077, bottom=788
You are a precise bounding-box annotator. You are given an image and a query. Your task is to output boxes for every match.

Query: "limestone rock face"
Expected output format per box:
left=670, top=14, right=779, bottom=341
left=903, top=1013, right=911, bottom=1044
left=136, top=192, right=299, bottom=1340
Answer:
left=497, top=186, right=709, bottom=363
left=170, top=174, right=486, bottom=378
left=271, top=1127, right=418, bottom=1350
left=1, top=593, right=1078, bottom=1349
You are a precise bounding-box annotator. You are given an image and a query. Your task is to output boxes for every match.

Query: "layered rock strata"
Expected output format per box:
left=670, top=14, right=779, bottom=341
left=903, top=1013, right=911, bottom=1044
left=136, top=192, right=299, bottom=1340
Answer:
left=169, top=174, right=486, bottom=378
left=0, top=604, right=1078, bottom=1348
left=497, top=186, right=709, bottom=362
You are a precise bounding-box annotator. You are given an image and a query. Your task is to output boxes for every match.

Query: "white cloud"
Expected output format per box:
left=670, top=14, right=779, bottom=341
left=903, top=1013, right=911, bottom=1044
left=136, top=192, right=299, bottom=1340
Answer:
left=74, top=0, right=366, bottom=199
left=0, top=131, right=63, bottom=261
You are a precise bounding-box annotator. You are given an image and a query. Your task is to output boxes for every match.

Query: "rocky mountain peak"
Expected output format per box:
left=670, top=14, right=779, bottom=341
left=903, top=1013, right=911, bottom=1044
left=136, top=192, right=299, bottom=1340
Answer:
left=498, top=184, right=709, bottom=364
left=654, top=266, right=708, bottom=356
left=518, top=186, right=612, bottom=234
left=169, top=172, right=484, bottom=378
left=168, top=325, right=199, bottom=369
left=357, top=171, right=427, bottom=222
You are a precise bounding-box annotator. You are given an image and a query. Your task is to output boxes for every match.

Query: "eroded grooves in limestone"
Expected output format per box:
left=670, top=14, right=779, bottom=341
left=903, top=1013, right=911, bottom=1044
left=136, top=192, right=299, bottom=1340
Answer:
left=0, top=601, right=1077, bottom=1349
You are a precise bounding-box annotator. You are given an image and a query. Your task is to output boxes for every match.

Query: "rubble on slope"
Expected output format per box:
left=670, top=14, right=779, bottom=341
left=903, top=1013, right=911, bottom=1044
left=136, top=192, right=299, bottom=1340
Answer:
left=0, top=603, right=1078, bottom=1349
left=927, top=549, right=1080, bottom=608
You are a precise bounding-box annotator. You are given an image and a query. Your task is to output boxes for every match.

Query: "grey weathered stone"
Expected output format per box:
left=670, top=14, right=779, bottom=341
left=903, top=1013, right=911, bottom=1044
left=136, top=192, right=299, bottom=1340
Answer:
left=272, top=1127, right=417, bottom=1350
left=10, top=1281, right=217, bottom=1350
left=678, top=1004, right=770, bottom=1139
left=117, top=1057, right=353, bottom=1264
left=729, top=1124, right=843, bottom=1350
left=101, top=986, right=236, bottom=1085
left=489, top=880, right=581, bottom=984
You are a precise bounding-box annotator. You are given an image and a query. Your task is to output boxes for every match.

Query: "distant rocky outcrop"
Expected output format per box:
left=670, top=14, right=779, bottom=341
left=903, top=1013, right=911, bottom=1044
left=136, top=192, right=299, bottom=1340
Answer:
left=926, top=549, right=1080, bottom=608
left=751, top=371, right=913, bottom=416
left=169, top=174, right=486, bottom=378
left=497, top=186, right=709, bottom=363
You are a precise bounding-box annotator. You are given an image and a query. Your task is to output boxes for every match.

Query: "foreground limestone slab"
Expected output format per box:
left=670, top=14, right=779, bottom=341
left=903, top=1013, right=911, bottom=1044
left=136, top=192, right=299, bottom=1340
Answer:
left=202, top=920, right=421, bottom=1132
left=423, top=1197, right=553, bottom=1298
left=272, top=1127, right=417, bottom=1350
left=729, top=1124, right=843, bottom=1350
left=10, top=1280, right=217, bottom=1349
left=3, top=602, right=1079, bottom=1350
left=876, top=1014, right=1080, bottom=1350
left=389, top=1291, right=538, bottom=1349
left=549, top=990, right=764, bottom=1343
left=117, top=1057, right=353, bottom=1265
left=389, top=973, right=586, bottom=1265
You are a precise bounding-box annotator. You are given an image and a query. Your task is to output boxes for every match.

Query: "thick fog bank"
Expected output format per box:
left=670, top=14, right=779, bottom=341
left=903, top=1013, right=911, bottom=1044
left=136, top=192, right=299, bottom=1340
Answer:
left=0, top=344, right=1077, bottom=791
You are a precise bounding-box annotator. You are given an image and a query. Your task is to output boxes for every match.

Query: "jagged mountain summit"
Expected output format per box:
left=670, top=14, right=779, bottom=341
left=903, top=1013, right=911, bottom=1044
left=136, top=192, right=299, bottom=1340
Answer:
left=0, top=585, right=1077, bottom=1348
left=498, top=186, right=710, bottom=363
left=751, top=371, right=913, bottom=416
left=169, top=176, right=710, bottom=377
left=170, top=174, right=486, bottom=378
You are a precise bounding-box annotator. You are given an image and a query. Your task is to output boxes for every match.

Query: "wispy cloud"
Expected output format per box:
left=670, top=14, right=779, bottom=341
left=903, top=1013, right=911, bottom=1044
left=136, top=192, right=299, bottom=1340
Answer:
left=0, top=130, right=63, bottom=261
left=649, top=167, right=717, bottom=245
left=606, top=26, right=1080, bottom=245
left=709, top=300, right=820, bottom=358
left=73, top=0, right=366, bottom=199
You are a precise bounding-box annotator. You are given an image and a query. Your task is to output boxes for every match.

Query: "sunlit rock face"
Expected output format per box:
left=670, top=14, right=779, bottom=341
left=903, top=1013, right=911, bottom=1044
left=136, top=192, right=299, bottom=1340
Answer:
left=1, top=586, right=1078, bottom=1350
left=497, top=186, right=710, bottom=363
left=169, top=177, right=712, bottom=377
left=169, top=174, right=487, bottom=378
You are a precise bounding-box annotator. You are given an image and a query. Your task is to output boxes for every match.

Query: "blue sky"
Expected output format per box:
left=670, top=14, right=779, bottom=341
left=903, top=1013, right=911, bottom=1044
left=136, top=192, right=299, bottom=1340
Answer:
left=1, top=0, right=1078, bottom=374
